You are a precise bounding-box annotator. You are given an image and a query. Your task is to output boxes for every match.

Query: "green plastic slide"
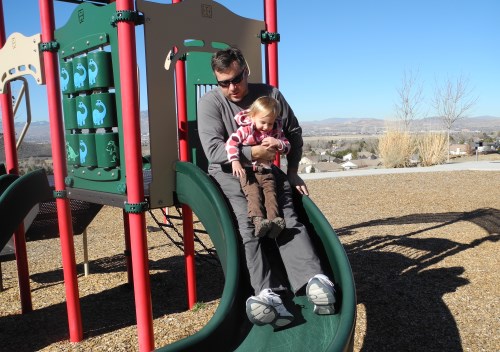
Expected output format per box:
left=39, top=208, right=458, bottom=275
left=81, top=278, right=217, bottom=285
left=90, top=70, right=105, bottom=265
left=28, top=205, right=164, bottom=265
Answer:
left=0, top=169, right=53, bottom=252
left=158, top=162, right=356, bottom=352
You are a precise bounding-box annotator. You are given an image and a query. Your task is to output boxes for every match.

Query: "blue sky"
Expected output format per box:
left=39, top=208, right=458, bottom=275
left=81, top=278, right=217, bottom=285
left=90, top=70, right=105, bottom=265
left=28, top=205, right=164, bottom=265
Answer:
left=2, top=0, right=499, bottom=122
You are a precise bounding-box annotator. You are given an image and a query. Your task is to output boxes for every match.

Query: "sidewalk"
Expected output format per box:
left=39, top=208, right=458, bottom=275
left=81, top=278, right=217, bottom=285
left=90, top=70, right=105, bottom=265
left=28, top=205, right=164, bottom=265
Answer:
left=301, top=160, right=500, bottom=180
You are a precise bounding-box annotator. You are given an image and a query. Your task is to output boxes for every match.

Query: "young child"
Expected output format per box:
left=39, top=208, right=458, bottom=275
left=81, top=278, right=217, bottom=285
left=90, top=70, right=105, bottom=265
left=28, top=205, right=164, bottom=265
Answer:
left=226, top=96, right=291, bottom=238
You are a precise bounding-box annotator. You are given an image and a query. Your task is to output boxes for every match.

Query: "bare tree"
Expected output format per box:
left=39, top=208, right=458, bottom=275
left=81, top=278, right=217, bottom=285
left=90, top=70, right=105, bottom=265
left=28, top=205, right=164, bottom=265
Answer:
left=394, top=69, right=425, bottom=131
left=432, top=74, right=478, bottom=162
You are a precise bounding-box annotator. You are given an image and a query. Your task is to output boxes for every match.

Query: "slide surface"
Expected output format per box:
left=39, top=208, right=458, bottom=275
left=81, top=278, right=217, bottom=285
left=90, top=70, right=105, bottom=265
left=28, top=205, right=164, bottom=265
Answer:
left=157, top=162, right=356, bottom=352
left=0, top=169, right=53, bottom=252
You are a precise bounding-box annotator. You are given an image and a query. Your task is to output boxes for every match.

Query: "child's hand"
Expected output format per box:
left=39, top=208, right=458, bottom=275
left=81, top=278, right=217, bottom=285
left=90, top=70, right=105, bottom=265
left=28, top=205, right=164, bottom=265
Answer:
left=232, top=160, right=246, bottom=178
left=261, top=137, right=279, bottom=150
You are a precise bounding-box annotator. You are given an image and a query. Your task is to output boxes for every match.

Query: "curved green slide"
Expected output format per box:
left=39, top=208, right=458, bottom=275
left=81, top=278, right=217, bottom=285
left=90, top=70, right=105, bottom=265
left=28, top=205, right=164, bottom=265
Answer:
left=158, top=162, right=356, bottom=352
left=0, top=169, right=53, bottom=252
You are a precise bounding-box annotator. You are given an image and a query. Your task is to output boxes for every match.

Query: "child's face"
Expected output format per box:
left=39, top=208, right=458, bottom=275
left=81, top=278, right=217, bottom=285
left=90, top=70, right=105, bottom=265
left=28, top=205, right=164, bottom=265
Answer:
left=252, top=112, right=275, bottom=132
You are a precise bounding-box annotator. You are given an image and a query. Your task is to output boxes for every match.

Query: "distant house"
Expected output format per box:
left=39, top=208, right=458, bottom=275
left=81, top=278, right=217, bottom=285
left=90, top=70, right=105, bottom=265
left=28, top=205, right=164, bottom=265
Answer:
left=449, top=144, right=471, bottom=156
left=299, top=156, right=315, bottom=165
left=341, top=161, right=358, bottom=170
left=478, top=143, right=498, bottom=153
left=302, top=165, right=315, bottom=173
left=342, top=153, right=352, bottom=161
left=358, top=151, right=378, bottom=160
left=314, top=162, right=343, bottom=173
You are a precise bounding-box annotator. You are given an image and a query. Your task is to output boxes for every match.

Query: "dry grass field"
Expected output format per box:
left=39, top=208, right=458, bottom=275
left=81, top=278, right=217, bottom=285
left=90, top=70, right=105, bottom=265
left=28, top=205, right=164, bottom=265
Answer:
left=0, top=168, right=499, bottom=351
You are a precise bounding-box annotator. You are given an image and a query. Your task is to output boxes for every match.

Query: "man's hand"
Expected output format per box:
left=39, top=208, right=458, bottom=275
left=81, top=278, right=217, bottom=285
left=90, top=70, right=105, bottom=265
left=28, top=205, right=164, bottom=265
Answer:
left=251, top=145, right=276, bottom=162
left=232, top=160, right=246, bottom=178
left=287, top=168, right=309, bottom=195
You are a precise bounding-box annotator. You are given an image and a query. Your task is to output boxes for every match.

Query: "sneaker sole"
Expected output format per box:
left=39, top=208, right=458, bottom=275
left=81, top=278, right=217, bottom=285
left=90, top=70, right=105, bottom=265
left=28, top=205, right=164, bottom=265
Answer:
left=246, top=298, right=277, bottom=326
left=306, top=280, right=336, bottom=306
left=313, top=304, right=336, bottom=315
left=246, top=298, right=294, bottom=328
left=307, top=278, right=336, bottom=315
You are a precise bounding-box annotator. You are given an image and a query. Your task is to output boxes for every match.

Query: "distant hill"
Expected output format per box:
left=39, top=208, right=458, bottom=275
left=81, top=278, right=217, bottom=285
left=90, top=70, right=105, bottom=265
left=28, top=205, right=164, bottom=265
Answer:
left=2, top=113, right=499, bottom=142
left=301, top=118, right=386, bottom=135
left=0, top=112, right=150, bottom=143
left=301, top=115, right=500, bottom=136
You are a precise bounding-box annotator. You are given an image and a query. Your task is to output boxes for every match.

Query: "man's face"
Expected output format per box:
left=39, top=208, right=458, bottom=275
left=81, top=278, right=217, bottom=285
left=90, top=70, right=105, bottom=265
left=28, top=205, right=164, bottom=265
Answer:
left=214, top=61, right=249, bottom=103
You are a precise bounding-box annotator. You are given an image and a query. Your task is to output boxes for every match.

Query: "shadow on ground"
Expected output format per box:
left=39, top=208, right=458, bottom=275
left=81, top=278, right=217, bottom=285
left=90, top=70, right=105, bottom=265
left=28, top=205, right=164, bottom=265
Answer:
left=2, top=208, right=498, bottom=351
left=337, top=207, right=499, bottom=351
left=0, top=252, right=224, bottom=351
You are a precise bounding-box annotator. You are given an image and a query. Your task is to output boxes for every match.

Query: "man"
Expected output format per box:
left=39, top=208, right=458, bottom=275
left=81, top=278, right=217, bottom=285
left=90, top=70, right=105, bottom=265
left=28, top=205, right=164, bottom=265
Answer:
left=197, top=47, right=336, bottom=328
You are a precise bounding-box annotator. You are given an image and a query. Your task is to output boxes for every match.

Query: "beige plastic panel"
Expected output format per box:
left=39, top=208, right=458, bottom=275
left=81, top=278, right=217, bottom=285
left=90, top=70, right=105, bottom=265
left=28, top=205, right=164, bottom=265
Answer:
left=0, top=32, right=45, bottom=93
left=137, top=0, right=265, bottom=208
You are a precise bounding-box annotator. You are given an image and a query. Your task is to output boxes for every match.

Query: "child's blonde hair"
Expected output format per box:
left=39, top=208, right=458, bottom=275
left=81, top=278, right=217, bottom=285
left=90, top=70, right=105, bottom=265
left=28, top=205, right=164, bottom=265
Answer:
left=248, top=96, right=281, bottom=120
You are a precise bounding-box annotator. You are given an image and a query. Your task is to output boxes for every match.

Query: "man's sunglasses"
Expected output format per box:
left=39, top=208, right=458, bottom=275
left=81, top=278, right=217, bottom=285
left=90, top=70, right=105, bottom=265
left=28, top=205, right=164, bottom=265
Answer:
left=217, top=68, right=247, bottom=88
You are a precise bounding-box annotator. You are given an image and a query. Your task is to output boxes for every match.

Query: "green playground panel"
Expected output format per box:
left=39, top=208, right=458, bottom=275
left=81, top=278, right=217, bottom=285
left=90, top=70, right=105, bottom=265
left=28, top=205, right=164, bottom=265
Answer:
left=56, top=2, right=127, bottom=196
left=185, top=43, right=228, bottom=171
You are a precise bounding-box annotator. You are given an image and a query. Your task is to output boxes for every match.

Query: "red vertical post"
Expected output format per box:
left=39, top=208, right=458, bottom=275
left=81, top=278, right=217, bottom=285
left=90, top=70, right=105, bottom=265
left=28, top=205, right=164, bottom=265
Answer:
left=264, top=0, right=281, bottom=166
left=116, top=1, right=154, bottom=350
left=0, top=1, right=17, bottom=174
left=173, top=0, right=197, bottom=309
left=264, top=0, right=279, bottom=88
left=0, top=0, right=32, bottom=313
left=39, top=0, right=83, bottom=341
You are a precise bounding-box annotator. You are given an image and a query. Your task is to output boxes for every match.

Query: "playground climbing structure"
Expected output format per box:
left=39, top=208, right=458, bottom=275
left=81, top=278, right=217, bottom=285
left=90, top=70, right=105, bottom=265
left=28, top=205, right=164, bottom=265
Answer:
left=0, top=1, right=356, bottom=351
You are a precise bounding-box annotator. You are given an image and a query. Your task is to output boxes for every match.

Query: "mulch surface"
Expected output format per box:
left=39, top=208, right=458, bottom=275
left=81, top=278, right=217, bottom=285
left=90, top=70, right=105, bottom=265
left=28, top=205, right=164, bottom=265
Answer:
left=1, top=169, right=499, bottom=351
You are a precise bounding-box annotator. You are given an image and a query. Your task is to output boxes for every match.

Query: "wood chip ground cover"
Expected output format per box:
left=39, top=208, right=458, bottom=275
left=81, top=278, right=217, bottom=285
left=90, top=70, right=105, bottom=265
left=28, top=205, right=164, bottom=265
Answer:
left=0, top=170, right=498, bottom=351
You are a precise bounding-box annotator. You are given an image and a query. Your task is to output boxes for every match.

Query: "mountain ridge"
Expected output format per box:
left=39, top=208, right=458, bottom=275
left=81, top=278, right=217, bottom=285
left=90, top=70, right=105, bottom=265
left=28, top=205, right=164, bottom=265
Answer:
left=3, top=113, right=499, bottom=142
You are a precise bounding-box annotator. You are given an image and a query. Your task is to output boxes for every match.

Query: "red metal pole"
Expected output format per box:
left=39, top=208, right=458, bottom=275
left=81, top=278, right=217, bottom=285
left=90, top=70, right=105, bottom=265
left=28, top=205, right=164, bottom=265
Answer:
left=175, top=57, right=188, bottom=162
left=39, top=0, right=83, bottom=341
left=173, top=0, right=197, bottom=309
left=181, top=204, right=196, bottom=307
left=264, top=0, right=279, bottom=88
left=0, top=1, right=33, bottom=313
left=116, top=1, right=154, bottom=350
left=0, top=2, right=17, bottom=174
left=264, top=0, right=281, bottom=166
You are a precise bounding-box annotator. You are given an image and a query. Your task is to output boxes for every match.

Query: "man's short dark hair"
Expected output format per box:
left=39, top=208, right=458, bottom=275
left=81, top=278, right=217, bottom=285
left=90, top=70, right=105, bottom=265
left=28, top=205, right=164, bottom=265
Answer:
left=211, top=47, right=246, bottom=72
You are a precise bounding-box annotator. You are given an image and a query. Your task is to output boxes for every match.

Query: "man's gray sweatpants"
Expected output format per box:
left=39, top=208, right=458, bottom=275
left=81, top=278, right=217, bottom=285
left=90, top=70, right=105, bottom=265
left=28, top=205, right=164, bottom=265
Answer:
left=209, top=164, right=323, bottom=296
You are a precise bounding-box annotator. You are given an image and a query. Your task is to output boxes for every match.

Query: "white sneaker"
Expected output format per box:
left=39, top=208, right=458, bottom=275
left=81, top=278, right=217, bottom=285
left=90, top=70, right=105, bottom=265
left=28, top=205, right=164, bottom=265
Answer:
left=306, top=274, right=336, bottom=315
left=245, top=289, right=294, bottom=328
